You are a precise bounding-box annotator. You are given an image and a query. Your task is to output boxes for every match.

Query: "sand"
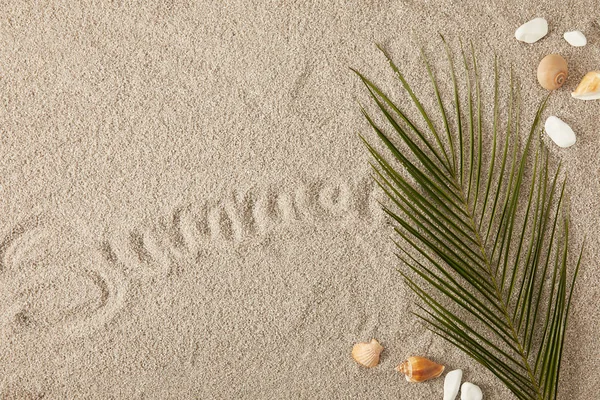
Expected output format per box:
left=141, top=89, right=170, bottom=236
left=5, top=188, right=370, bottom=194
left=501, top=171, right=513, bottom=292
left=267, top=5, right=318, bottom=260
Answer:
left=0, top=1, right=598, bottom=399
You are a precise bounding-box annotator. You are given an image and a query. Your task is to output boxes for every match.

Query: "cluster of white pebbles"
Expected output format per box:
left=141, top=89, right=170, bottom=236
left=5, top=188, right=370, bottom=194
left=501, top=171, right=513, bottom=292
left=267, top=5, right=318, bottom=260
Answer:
left=515, top=17, right=599, bottom=148
left=443, top=369, right=483, bottom=400
left=515, top=17, right=588, bottom=47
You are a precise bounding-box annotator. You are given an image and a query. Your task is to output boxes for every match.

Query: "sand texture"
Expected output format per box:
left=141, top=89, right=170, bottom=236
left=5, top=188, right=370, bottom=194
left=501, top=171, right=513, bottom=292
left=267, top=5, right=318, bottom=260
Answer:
left=0, top=1, right=598, bottom=398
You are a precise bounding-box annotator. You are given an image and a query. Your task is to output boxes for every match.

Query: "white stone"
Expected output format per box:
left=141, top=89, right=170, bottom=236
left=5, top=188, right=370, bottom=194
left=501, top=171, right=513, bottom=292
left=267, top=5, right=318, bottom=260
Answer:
left=545, top=116, right=577, bottom=148
left=443, top=369, right=463, bottom=400
left=564, top=31, right=587, bottom=47
left=460, top=382, right=483, bottom=400
left=515, top=18, right=548, bottom=43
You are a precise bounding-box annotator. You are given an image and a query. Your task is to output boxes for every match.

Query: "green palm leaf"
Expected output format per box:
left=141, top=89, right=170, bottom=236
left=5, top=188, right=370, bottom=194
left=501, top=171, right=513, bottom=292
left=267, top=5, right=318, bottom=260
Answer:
left=353, top=38, right=582, bottom=400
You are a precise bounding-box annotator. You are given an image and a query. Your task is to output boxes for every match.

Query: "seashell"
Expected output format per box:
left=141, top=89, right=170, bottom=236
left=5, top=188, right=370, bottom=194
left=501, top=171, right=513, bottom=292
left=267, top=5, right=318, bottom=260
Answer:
left=351, top=339, right=383, bottom=368
left=545, top=116, right=576, bottom=148
left=444, top=369, right=463, bottom=400
left=515, top=18, right=548, bottom=43
left=460, top=382, right=483, bottom=400
left=395, top=356, right=445, bottom=382
left=571, top=71, right=600, bottom=100
left=564, top=30, right=587, bottom=47
left=537, top=54, right=568, bottom=90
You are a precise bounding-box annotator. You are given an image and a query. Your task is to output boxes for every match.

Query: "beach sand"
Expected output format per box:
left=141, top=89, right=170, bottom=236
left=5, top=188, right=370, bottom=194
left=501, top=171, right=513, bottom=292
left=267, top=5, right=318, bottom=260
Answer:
left=0, top=1, right=598, bottom=398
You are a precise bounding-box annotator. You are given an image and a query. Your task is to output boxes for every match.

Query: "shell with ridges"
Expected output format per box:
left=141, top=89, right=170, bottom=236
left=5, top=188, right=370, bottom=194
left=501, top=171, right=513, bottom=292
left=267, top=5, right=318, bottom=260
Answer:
left=351, top=339, right=383, bottom=368
left=572, top=71, right=600, bottom=100
left=395, top=356, right=445, bottom=382
left=537, top=54, right=568, bottom=91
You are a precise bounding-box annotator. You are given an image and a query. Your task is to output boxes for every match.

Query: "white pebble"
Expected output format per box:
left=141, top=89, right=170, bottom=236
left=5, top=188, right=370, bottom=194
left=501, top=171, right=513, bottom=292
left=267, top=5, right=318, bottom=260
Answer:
left=564, top=31, right=587, bottom=47
left=545, top=116, right=576, bottom=148
left=515, top=18, right=548, bottom=43
left=461, top=382, right=483, bottom=400
left=443, top=369, right=463, bottom=400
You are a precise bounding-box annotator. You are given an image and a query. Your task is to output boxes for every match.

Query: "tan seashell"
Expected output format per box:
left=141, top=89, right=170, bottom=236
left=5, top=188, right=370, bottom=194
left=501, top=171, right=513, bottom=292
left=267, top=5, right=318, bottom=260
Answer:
left=537, top=54, right=568, bottom=90
left=395, top=356, right=445, bottom=382
left=351, top=339, right=383, bottom=368
left=571, top=71, right=600, bottom=100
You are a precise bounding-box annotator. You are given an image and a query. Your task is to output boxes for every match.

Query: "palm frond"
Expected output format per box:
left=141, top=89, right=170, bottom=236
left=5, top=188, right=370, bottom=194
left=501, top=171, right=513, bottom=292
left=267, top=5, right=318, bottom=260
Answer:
left=354, top=38, right=582, bottom=400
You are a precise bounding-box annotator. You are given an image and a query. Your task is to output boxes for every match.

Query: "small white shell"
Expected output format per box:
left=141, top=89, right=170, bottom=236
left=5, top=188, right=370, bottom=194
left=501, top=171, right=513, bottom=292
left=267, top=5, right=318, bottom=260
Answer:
left=572, top=71, right=600, bottom=100
left=461, top=382, right=483, bottom=400
left=564, top=31, right=587, bottom=47
left=444, top=369, right=463, bottom=400
left=515, top=18, right=548, bottom=43
left=351, top=339, right=383, bottom=368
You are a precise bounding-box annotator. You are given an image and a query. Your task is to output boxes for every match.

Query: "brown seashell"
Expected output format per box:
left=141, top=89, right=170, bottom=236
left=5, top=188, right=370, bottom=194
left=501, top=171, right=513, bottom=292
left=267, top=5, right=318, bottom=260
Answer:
left=537, top=54, right=568, bottom=90
left=571, top=71, right=600, bottom=100
left=395, top=356, right=445, bottom=382
left=351, top=339, right=383, bottom=368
